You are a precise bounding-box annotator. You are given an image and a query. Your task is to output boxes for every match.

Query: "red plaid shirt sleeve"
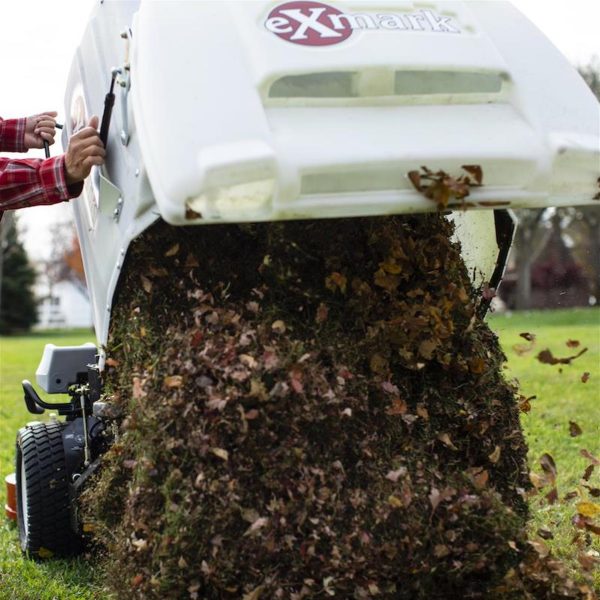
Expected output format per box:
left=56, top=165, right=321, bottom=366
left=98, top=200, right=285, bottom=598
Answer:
left=0, top=116, right=83, bottom=218
left=0, top=116, right=27, bottom=152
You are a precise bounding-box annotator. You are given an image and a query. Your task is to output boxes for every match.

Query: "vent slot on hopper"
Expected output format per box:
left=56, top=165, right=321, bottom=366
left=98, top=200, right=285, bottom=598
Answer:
left=268, top=70, right=505, bottom=101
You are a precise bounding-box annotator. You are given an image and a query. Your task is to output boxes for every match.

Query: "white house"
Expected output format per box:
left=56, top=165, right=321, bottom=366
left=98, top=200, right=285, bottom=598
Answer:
left=34, top=278, right=93, bottom=330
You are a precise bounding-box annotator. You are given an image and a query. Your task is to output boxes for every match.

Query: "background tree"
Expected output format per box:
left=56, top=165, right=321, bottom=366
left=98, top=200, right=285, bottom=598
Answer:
left=507, top=59, right=600, bottom=309
left=0, top=215, right=38, bottom=334
left=37, top=221, right=88, bottom=301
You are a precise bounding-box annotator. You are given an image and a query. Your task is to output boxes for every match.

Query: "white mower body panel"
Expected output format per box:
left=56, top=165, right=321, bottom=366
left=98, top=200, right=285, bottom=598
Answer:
left=64, top=0, right=598, bottom=351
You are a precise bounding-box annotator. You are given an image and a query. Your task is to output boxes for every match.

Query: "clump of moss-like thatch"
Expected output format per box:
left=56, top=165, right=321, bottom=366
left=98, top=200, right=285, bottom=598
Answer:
left=82, top=214, right=589, bottom=599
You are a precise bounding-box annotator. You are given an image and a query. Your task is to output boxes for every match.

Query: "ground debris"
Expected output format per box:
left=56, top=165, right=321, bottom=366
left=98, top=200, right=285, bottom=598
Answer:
left=82, top=215, right=585, bottom=599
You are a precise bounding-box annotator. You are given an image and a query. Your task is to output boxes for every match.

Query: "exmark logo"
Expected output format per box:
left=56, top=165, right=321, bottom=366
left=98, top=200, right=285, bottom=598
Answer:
left=265, top=1, right=461, bottom=46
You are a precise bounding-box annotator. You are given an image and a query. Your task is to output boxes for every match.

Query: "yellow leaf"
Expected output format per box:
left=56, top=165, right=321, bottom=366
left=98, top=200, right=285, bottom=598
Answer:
left=140, top=275, right=153, bottom=293
left=164, top=375, right=183, bottom=388
left=438, top=433, right=458, bottom=451
left=577, top=502, right=600, bottom=518
left=164, top=243, right=179, bottom=257
left=388, top=495, right=403, bottom=508
left=211, top=447, right=229, bottom=461
left=379, top=258, right=402, bottom=275
left=243, top=586, right=265, bottom=600
left=271, top=320, right=286, bottom=334
left=488, top=446, right=501, bottom=464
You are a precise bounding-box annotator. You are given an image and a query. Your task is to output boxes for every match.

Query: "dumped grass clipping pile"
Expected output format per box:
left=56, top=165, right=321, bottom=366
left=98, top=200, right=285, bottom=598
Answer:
left=83, top=213, right=591, bottom=599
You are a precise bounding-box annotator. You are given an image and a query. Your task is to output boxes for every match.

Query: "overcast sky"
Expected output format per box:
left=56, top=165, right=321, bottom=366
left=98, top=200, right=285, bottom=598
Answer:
left=2, top=0, right=599, bottom=259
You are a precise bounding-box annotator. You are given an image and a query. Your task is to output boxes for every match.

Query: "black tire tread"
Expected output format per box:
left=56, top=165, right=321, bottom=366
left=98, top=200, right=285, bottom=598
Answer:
left=16, top=421, right=79, bottom=558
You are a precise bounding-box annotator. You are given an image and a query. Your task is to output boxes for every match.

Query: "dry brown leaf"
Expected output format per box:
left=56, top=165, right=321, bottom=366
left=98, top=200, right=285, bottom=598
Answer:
left=569, top=421, right=583, bottom=437
left=488, top=446, right=501, bottom=464
left=164, top=375, right=183, bottom=388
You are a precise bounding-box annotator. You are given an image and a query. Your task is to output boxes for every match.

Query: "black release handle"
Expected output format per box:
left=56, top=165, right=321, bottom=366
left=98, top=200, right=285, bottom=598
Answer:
left=99, top=74, right=117, bottom=148
left=43, top=123, right=62, bottom=159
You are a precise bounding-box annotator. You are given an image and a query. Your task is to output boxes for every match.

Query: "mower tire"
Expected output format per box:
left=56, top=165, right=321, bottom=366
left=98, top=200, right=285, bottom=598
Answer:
left=16, top=421, right=79, bottom=558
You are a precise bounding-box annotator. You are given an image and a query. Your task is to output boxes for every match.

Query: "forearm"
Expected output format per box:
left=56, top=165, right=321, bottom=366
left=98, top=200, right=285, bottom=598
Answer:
left=0, top=117, right=26, bottom=152
left=0, top=155, right=83, bottom=212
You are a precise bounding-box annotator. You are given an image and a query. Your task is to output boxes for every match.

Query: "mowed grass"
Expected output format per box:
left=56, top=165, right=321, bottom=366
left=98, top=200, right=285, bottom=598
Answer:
left=0, top=329, right=107, bottom=600
left=0, top=311, right=598, bottom=597
left=488, top=307, right=600, bottom=588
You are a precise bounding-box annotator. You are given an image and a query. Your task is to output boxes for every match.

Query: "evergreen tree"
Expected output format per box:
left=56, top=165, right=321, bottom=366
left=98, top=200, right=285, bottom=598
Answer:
left=0, top=217, right=38, bottom=334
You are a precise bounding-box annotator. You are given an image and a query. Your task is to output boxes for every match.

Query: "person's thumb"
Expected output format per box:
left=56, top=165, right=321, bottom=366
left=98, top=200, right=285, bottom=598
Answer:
left=42, top=111, right=58, bottom=118
left=88, top=115, right=100, bottom=130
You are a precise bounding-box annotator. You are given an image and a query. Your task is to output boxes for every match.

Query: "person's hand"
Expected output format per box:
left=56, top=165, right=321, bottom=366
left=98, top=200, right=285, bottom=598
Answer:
left=24, top=111, right=58, bottom=149
left=64, top=116, right=105, bottom=185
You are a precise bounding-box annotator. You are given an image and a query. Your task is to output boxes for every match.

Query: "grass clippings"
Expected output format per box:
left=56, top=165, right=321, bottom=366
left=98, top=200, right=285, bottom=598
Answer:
left=82, top=214, right=593, bottom=599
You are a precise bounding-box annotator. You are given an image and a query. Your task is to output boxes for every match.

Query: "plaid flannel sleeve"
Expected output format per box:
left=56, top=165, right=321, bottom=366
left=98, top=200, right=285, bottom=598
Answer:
left=0, top=155, right=83, bottom=215
left=0, top=117, right=27, bottom=152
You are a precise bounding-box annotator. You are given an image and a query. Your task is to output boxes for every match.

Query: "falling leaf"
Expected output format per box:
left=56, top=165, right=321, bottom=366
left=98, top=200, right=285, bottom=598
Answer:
left=529, top=472, right=547, bottom=489
left=164, top=243, right=179, bottom=257
left=386, top=467, right=407, bottom=483
left=581, top=372, right=590, bottom=383
left=315, top=303, right=329, bottom=324
left=488, top=446, right=501, bottom=464
left=581, top=449, right=600, bottom=465
left=105, top=357, right=119, bottom=367
left=271, top=320, right=286, bottom=334
left=481, top=284, right=496, bottom=302
left=140, top=275, right=153, bottom=293
left=244, top=517, right=269, bottom=537
left=429, top=487, right=442, bottom=511
left=408, top=170, right=422, bottom=191
left=240, top=354, right=257, bottom=369
left=132, top=538, right=148, bottom=552
left=386, top=397, right=408, bottom=416
left=578, top=552, right=600, bottom=571
left=528, top=540, right=549, bottom=559
left=469, top=357, right=486, bottom=374
left=388, top=495, right=404, bottom=508
left=540, top=453, right=557, bottom=484
left=210, top=448, right=229, bottom=462
left=569, top=421, right=583, bottom=437
left=584, top=485, right=600, bottom=498
left=566, top=339, right=580, bottom=348
left=325, top=272, right=347, bottom=294
left=545, top=487, right=559, bottom=505
left=242, top=586, right=265, bottom=600
left=185, top=253, right=199, bottom=268
left=577, top=502, right=600, bottom=518
left=537, top=527, right=554, bottom=540
left=520, top=332, right=536, bottom=342
left=370, top=353, right=388, bottom=375
left=583, top=465, right=595, bottom=481
left=518, top=395, right=535, bottom=413
left=289, top=370, right=304, bottom=394
left=132, top=377, right=147, bottom=400
left=536, top=347, right=588, bottom=366
left=461, top=165, right=483, bottom=185
left=164, top=375, right=183, bottom=388
left=438, top=433, right=458, bottom=450
left=472, top=469, right=489, bottom=489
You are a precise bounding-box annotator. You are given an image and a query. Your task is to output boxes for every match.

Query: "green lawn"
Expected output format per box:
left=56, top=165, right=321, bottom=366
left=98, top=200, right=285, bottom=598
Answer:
left=488, top=308, right=600, bottom=589
left=0, top=311, right=598, bottom=597
left=0, top=330, right=106, bottom=600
